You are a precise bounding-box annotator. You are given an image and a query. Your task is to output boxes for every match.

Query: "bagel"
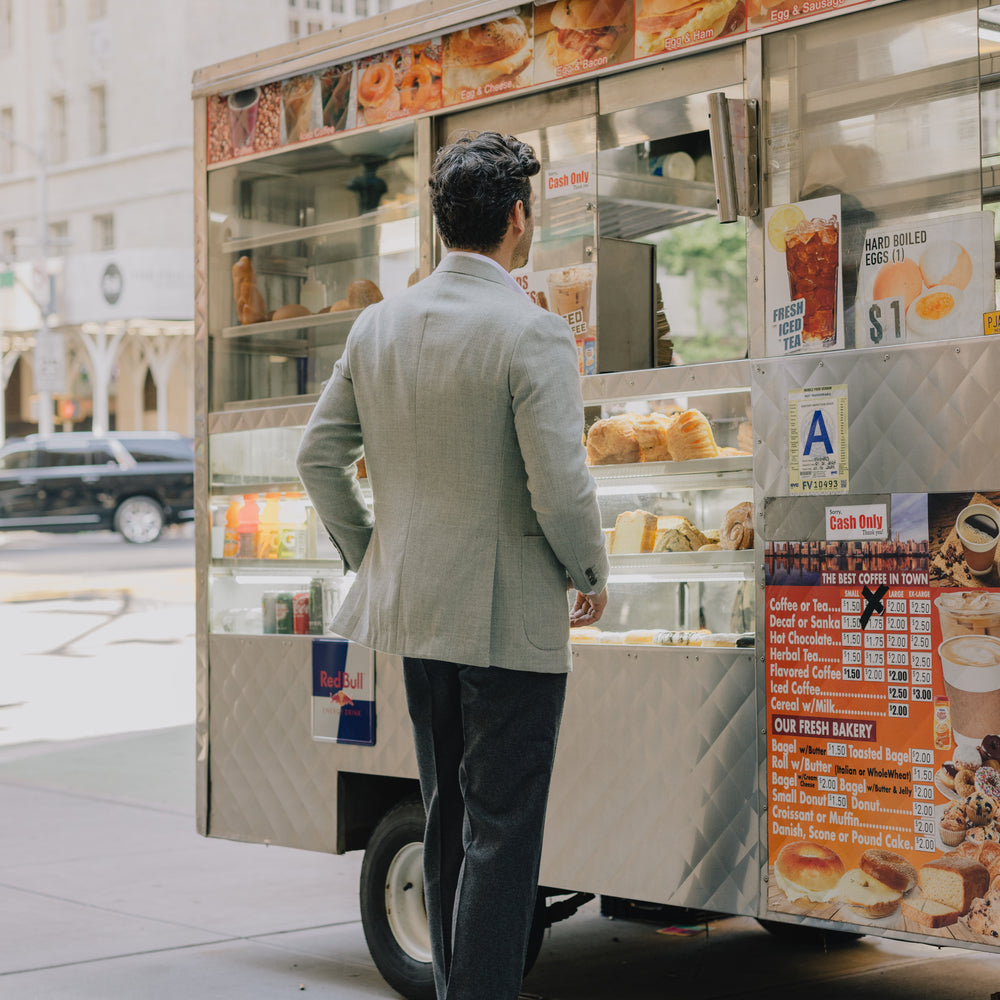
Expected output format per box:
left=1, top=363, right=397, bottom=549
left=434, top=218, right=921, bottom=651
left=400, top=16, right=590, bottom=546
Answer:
left=859, top=849, right=917, bottom=894
left=774, top=841, right=845, bottom=903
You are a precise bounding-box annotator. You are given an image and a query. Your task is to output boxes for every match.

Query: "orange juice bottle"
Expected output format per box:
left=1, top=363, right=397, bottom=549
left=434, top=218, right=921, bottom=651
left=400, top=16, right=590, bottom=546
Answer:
left=222, top=498, right=241, bottom=558
left=256, top=493, right=282, bottom=559
left=236, top=494, right=260, bottom=559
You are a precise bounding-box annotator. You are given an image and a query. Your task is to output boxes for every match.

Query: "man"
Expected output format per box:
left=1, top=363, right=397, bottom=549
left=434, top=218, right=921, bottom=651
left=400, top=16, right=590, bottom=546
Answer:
left=296, top=130, right=609, bottom=1000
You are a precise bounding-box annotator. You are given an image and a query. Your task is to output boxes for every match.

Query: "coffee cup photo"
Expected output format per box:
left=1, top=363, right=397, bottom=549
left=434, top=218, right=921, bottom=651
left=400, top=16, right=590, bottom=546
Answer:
left=956, top=502, right=1000, bottom=577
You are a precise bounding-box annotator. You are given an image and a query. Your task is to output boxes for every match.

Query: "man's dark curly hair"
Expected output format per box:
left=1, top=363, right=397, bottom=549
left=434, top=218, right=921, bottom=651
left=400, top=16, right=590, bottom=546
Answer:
left=429, top=131, right=539, bottom=252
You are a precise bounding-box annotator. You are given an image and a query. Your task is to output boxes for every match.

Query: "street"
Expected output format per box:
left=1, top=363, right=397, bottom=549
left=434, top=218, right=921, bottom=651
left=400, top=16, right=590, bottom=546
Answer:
left=3, top=529, right=1000, bottom=998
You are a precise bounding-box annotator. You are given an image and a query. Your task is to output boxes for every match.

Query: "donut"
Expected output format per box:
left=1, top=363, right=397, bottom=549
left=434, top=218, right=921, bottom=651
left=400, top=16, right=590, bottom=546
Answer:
left=976, top=766, right=1000, bottom=804
left=399, top=63, right=436, bottom=111
left=859, top=848, right=917, bottom=893
left=957, top=767, right=977, bottom=798
left=359, top=62, right=394, bottom=107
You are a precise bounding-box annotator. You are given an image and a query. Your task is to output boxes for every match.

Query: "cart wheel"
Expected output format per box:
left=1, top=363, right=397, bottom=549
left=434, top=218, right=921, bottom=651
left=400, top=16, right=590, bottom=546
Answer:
left=360, top=798, right=435, bottom=1000
left=757, top=918, right=863, bottom=948
left=359, top=797, right=548, bottom=1000
left=114, top=495, right=164, bottom=543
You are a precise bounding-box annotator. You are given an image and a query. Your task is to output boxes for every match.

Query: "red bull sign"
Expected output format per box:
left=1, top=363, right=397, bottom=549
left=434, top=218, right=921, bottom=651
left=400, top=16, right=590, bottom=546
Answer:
left=311, top=639, right=375, bottom=745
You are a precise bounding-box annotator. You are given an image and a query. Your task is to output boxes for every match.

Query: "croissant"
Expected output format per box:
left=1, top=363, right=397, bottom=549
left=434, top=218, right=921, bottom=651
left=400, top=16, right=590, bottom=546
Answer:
left=665, top=409, right=719, bottom=461
left=232, top=255, right=268, bottom=325
left=720, top=501, right=754, bottom=550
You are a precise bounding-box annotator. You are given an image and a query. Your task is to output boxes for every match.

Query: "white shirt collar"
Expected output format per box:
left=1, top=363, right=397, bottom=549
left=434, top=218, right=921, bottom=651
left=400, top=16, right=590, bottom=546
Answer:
left=447, top=251, right=527, bottom=297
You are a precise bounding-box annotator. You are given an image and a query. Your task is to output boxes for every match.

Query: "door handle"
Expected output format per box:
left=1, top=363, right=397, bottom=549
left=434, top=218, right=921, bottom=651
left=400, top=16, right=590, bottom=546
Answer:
left=82, top=474, right=99, bottom=483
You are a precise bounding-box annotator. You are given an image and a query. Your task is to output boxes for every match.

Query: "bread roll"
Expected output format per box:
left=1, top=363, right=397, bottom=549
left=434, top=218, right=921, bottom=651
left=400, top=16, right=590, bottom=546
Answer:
left=720, top=501, right=754, bottom=550
left=272, top=304, right=312, bottom=320
left=774, top=841, right=845, bottom=903
left=446, top=16, right=528, bottom=66
left=586, top=415, right=640, bottom=465
left=346, top=279, right=383, bottom=309
left=664, top=408, right=719, bottom=461
left=231, top=255, right=268, bottom=325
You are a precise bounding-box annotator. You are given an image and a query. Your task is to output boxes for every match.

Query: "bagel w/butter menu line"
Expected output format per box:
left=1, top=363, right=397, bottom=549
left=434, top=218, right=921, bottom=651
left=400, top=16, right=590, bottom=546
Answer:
left=765, top=491, right=1000, bottom=941
left=441, top=8, right=534, bottom=106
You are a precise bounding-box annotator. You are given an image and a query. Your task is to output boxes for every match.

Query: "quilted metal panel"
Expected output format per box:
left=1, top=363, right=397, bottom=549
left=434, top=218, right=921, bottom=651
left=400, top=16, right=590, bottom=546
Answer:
left=207, top=637, right=417, bottom=850
left=751, top=339, right=1000, bottom=501
left=541, top=646, right=759, bottom=915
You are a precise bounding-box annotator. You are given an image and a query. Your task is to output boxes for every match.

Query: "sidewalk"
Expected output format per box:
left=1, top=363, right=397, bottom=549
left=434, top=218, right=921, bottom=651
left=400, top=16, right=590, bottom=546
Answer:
left=4, top=724, right=1000, bottom=999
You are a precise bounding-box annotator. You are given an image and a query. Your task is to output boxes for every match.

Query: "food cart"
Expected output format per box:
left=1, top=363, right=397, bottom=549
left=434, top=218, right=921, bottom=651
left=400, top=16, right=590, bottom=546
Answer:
left=192, top=0, right=1000, bottom=995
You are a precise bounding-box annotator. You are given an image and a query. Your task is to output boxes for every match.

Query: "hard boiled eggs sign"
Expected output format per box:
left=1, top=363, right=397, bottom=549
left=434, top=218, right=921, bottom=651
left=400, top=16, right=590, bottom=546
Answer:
left=857, top=211, right=995, bottom=348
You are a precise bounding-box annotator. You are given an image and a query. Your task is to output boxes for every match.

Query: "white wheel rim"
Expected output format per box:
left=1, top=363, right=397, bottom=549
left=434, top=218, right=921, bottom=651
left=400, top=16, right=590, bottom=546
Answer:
left=120, top=501, right=160, bottom=542
left=385, top=842, right=432, bottom=964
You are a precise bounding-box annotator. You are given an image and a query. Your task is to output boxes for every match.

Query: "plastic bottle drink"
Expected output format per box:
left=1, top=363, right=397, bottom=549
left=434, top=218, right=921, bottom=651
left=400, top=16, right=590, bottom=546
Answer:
left=256, top=493, right=282, bottom=559
left=277, top=491, right=309, bottom=559
left=222, top=498, right=241, bottom=557
left=236, top=494, right=260, bottom=559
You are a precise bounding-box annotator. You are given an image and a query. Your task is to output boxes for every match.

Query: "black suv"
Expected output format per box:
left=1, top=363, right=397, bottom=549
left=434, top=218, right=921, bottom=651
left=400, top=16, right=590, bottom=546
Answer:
left=0, top=432, right=194, bottom=543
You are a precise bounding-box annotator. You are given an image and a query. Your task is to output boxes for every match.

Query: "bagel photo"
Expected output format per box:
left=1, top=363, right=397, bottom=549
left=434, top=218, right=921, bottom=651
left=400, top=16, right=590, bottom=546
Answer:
left=634, top=0, right=745, bottom=57
left=441, top=12, right=534, bottom=106
left=357, top=42, right=442, bottom=126
left=535, top=0, right=633, bottom=79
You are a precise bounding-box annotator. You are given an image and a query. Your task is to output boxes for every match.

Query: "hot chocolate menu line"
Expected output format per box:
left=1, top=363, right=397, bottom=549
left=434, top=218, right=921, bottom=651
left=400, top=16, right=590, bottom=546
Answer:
left=767, top=584, right=940, bottom=869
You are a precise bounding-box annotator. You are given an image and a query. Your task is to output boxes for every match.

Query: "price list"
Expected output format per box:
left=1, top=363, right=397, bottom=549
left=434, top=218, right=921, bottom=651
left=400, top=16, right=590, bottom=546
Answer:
left=767, top=584, right=944, bottom=908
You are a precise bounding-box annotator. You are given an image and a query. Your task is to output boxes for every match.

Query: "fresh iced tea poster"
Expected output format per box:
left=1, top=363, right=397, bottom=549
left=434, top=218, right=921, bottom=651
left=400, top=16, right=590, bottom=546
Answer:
left=764, top=195, right=845, bottom=357
left=855, top=211, right=995, bottom=349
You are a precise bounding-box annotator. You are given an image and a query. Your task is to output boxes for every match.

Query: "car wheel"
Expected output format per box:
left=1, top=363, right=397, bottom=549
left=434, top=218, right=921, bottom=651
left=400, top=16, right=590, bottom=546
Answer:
left=114, top=496, right=164, bottom=543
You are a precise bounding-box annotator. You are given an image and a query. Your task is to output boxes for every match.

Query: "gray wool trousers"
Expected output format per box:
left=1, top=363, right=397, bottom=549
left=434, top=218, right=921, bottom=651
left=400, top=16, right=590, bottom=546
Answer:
left=402, top=657, right=567, bottom=1000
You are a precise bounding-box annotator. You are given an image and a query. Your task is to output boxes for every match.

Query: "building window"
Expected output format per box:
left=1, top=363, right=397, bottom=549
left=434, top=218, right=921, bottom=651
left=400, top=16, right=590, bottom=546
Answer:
left=93, top=213, right=114, bottom=251
left=47, top=0, right=65, bottom=32
left=90, top=85, right=107, bottom=156
left=2, top=228, right=15, bottom=261
left=0, top=0, right=12, bottom=52
left=49, top=95, right=67, bottom=164
left=48, top=220, right=69, bottom=255
left=306, top=0, right=319, bottom=8
left=355, top=0, right=368, bottom=16
left=0, top=107, right=13, bottom=173
left=377, top=0, right=390, bottom=12
left=331, top=0, right=344, bottom=12
left=288, top=0, right=296, bottom=6
left=88, top=0, right=106, bottom=18
left=307, top=20, right=323, bottom=33
left=288, top=18, right=300, bottom=39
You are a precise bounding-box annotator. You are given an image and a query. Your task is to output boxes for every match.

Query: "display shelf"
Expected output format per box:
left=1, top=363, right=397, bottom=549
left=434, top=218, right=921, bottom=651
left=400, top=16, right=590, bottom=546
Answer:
left=219, top=308, right=360, bottom=339
left=210, top=479, right=370, bottom=496
left=589, top=455, right=752, bottom=492
left=608, top=548, right=754, bottom=580
left=211, top=558, right=341, bottom=572
left=222, top=203, right=417, bottom=254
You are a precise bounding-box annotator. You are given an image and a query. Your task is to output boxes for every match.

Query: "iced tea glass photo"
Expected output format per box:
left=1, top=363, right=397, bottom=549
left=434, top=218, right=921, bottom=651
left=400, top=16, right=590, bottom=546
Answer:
left=785, top=215, right=840, bottom=345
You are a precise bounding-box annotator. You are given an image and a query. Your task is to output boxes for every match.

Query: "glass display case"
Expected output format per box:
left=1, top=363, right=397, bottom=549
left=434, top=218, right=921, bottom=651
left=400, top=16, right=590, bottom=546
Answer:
left=207, top=123, right=419, bottom=410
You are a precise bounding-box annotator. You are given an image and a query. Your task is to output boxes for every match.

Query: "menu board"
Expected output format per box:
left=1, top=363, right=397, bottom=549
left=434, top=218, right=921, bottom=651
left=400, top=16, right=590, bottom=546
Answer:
left=765, top=491, right=1000, bottom=944
left=206, top=0, right=898, bottom=165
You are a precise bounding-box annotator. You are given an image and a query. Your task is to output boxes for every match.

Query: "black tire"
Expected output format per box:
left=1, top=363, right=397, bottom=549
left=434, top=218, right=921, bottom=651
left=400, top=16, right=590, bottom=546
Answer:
left=114, top=495, right=164, bottom=543
left=360, top=798, right=436, bottom=1000
left=757, top=918, right=863, bottom=948
left=359, top=797, right=547, bottom=1000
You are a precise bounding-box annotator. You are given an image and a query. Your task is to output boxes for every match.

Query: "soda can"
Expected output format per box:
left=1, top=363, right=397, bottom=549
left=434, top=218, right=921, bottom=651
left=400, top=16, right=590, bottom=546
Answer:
left=292, top=591, right=310, bottom=634
left=309, top=577, right=326, bottom=635
left=275, top=592, right=294, bottom=634
left=261, top=591, right=277, bottom=634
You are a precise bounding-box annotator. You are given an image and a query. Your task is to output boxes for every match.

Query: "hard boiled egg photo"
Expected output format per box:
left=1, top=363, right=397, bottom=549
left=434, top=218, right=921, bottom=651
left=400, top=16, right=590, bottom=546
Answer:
left=872, top=258, right=923, bottom=310
left=906, top=285, right=965, bottom=341
left=919, top=240, right=973, bottom=290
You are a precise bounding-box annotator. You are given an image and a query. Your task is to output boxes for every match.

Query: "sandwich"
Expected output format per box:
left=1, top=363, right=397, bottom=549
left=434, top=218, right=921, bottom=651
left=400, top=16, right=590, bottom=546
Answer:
left=747, top=0, right=797, bottom=25
left=540, top=0, right=632, bottom=71
left=442, top=16, right=533, bottom=105
left=635, top=0, right=745, bottom=57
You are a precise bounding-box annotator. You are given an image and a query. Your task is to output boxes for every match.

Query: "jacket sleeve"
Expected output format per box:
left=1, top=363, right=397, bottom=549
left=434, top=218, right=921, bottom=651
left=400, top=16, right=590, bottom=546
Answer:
left=509, top=311, right=609, bottom=595
left=295, top=348, right=373, bottom=573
